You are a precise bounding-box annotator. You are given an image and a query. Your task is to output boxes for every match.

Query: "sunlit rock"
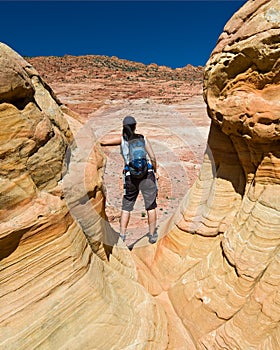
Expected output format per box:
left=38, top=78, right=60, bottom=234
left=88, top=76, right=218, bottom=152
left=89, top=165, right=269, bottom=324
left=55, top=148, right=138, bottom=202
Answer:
left=0, top=42, right=168, bottom=349
left=134, top=0, right=280, bottom=348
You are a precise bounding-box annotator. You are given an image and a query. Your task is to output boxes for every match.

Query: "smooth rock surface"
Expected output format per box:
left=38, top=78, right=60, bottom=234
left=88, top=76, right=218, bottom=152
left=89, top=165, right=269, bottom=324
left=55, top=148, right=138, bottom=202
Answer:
left=1, top=0, right=280, bottom=348
left=134, top=1, right=280, bottom=349
left=0, top=42, right=168, bottom=350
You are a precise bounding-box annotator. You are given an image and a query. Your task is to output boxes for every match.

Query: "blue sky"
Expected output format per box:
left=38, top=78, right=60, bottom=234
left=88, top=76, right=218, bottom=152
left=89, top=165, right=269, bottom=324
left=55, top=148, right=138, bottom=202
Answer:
left=1, top=1, right=247, bottom=68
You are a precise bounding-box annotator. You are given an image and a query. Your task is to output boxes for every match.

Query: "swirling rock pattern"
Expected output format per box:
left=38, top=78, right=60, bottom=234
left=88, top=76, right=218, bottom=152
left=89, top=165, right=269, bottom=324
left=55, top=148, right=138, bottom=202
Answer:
left=134, top=0, right=280, bottom=349
left=1, top=0, right=280, bottom=348
left=0, top=43, right=168, bottom=349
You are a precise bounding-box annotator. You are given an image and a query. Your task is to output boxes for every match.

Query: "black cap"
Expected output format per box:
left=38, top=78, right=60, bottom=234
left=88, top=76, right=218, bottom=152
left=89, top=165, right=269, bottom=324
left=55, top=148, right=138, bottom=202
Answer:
left=123, top=116, right=136, bottom=126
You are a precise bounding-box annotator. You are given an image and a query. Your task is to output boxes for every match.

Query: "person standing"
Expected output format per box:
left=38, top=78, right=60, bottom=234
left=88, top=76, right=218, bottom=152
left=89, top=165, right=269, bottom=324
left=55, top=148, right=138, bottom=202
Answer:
left=100, top=116, right=158, bottom=244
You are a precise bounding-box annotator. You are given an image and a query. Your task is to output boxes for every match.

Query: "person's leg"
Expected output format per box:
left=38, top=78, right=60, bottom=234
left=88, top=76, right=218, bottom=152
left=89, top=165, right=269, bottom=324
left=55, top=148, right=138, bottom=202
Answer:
left=120, top=210, right=130, bottom=239
left=121, top=174, right=139, bottom=241
left=147, top=208, right=157, bottom=235
left=140, top=170, right=158, bottom=243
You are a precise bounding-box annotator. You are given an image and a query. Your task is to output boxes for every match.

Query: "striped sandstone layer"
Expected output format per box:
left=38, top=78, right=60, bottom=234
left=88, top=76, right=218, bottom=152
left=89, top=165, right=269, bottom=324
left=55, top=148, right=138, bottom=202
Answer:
left=133, top=0, right=280, bottom=348
left=0, top=43, right=168, bottom=349
left=1, top=0, right=280, bottom=348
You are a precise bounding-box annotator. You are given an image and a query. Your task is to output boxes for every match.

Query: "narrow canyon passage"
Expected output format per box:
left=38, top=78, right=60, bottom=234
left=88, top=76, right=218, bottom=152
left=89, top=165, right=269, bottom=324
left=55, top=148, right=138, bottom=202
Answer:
left=92, top=96, right=210, bottom=247
left=2, top=0, right=280, bottom=347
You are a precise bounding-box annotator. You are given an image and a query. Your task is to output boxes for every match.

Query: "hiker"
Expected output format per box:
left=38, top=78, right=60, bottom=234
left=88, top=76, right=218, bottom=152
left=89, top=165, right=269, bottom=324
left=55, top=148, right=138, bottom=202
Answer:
left=100, top=115, right=158, bottom=244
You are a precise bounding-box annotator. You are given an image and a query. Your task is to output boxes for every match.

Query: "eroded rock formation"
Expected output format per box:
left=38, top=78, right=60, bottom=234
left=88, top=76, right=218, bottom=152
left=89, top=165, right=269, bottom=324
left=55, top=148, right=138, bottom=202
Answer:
left=1, top=0, right=280, bottom=349
left=133, top=0, right=280, bottom=349
left=0, top=43, right=168, bottom=349
left=26, top=55, right=203, bottom=121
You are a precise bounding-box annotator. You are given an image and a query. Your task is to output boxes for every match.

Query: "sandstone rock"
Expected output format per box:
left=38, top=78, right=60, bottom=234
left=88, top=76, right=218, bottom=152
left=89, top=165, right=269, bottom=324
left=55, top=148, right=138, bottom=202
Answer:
left=2, top=0, right=280, bottom=347
left=26, top=54, right=203, bottom=121
left=0, top=43, right=168, bottom=349
left=133, top=0, right=280, bottom=349
left=0, top=44, right=34, bottom=107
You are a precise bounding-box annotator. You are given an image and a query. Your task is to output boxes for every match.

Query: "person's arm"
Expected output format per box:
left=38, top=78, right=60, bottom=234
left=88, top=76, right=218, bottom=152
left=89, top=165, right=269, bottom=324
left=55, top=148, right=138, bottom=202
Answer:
left=145, top=138, right=157, bottom=173
left=99, top=135, right=122, bottom=146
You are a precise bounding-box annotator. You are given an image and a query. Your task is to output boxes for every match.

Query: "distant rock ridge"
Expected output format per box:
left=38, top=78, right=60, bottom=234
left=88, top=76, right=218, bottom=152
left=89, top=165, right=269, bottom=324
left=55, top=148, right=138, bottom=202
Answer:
left=26, top=54, right=204, bottom=82
left=26, top=55, right=203, bottom=120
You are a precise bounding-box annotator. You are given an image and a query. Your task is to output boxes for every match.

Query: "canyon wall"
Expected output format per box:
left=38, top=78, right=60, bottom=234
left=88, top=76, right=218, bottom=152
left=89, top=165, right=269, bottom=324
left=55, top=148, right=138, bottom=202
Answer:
left=1, top=0, right=280, bottom=349
left=133, top=0, right=280, bottom=349
left=0, top=43, right=168, bottom=349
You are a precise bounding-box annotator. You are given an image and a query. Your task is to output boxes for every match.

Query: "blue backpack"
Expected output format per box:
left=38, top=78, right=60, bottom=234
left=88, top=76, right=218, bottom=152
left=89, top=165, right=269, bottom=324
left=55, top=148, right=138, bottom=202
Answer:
left=128, top=136, right=148, bottom=178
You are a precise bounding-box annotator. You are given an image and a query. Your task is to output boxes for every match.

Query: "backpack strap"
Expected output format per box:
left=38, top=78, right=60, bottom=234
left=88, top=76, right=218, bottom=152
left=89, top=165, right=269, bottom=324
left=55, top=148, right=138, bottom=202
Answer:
left=120, top=137, right=130, bottom=165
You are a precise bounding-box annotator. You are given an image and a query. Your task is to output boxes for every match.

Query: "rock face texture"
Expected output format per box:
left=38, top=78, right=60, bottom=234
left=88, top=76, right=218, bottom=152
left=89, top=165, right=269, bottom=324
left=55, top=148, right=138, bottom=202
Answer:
left=0, top=43, right=168, bottom=349
left=133, top=0, right=280, bottom=349
left=1, top=0, right=280, bottom=349
left=26, top=55, right=203, bottom=121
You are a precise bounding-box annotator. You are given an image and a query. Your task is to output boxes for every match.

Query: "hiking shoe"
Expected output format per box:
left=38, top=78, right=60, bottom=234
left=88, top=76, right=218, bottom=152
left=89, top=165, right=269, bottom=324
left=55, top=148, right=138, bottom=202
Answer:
left=119, top=234, right=127, bottom=242
left=148, top=231, right=158, bottom=244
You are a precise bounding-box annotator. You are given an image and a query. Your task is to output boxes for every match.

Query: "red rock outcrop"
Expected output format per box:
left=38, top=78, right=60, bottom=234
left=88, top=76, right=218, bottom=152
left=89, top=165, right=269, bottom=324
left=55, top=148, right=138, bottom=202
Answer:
left=133, top=0, right=280, bottom=348
left=26, top=55, right=203, bottom=122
